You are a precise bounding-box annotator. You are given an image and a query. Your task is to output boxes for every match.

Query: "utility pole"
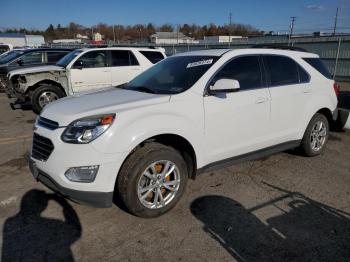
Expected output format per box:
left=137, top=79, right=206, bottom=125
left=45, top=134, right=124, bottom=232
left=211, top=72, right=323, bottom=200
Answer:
left=229, top=12, right=232, bottom=45
left=289, top=16, right=296, bottom=44
left=113, top=24, right=116, bottom=43
left=333, top=7, right=339, bottom=36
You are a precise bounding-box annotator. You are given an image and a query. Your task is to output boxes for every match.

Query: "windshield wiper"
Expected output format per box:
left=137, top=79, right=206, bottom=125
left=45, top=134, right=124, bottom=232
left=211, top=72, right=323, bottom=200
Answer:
left=125, top=86, right=157, bottom=94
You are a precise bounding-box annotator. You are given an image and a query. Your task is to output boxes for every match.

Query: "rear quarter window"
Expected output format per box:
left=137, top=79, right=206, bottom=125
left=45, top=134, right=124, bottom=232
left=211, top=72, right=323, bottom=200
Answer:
left=303, top=58, right=332, bottom=79
left=139, top=51, right=165, bottom=64
left=264, top=55, right=300, bottom=86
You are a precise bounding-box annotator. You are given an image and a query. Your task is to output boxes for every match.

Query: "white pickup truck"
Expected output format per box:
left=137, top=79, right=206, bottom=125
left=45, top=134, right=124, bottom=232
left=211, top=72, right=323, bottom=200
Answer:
left=7, top=47, right=166, bottom=113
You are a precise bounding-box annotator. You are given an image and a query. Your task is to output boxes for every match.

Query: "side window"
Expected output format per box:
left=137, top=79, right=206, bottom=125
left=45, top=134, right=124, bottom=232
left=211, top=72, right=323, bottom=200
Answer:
left=139, top=51, right=165, bottom=64
left=47, top=52, right=69, bottom=63
left=213, top=56, right=263, bottom=90
left=111, top=50, right=139, bottom=66
left=297, top=64, right=310, bottom=83
left=20, top=52, right=42, bottom=65
left=264, top=55, right=299, bottom=86
left=303, top=58, right=332, bottom=79
left=73, top=51, right=107, bottom=68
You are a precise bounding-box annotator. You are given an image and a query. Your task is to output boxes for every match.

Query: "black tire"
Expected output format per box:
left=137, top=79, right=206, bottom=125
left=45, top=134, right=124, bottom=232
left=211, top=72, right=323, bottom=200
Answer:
left=331, top=109, right=349, bottom=131
left=299, top=113, right=329, bottom=157
left=117, top=142, right=188, bottom=218
left=31, top=85, right=65, bottom=114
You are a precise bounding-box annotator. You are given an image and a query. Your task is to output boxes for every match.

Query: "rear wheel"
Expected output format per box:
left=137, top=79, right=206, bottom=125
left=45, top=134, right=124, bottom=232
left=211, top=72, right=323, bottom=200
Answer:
left=117, top=142, right=188, bottom=218
left=299, top=113, right=329, bottom=156
left=31, top=85, right=65, bottom=114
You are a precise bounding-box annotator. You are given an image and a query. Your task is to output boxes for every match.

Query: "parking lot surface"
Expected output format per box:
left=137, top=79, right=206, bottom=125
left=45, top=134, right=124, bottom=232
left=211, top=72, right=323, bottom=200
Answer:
left=0, top=88, right=350, bottom=261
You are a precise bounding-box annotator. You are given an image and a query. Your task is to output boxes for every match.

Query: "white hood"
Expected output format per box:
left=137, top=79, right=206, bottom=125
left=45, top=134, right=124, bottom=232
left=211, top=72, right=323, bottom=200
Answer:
left=8, top=65, right=65, bottom=79
left=41, top=88, right=171, bottom=125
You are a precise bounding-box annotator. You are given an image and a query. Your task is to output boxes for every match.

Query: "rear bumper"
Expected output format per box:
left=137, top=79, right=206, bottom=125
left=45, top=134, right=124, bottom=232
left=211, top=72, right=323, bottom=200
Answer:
left=29, top=159, right=113, bottom=208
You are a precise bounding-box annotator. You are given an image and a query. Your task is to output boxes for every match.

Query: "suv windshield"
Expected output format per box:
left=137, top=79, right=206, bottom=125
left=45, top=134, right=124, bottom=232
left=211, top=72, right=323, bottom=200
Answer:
left=0, top=50, right=23, bottom=64
left=124, top=56, right=219, bottom=94
left=56, top=50, right=83, bottom=68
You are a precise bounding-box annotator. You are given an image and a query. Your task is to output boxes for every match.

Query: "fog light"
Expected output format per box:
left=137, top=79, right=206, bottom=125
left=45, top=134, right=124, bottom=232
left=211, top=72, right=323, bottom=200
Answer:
left=64, top=165, right=99, bottom=183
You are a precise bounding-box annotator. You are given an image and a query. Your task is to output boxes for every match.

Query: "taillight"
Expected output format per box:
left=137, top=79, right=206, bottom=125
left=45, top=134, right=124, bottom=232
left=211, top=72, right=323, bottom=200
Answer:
left=333, top=82, right=340, bottom=97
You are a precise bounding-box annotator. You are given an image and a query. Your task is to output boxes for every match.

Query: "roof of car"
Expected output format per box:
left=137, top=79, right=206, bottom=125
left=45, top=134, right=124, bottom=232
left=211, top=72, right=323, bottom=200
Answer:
left=19, top=48, right=74, bottom=53
left=174, top=48, right=318, bottom=58
left=78, top=47, right=165, bottom=52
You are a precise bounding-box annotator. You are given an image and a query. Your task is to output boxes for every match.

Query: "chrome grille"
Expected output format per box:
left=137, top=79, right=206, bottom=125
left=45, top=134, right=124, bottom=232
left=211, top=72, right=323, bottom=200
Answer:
left=38, top=117, right=59, bottom=130
left=32, top=133, right=54, bottom=161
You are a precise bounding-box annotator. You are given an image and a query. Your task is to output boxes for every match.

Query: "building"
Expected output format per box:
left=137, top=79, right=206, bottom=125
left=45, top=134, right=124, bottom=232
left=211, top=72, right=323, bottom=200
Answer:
left=150, top=32, right=199, bottom=44
left=201, top=35, right=246, bottom=44
left=53, top=39, right=84, bottom=44
left=76, top=34, right=89, bottom=39
left=93, top=33, right=103, bottom=41
left=0, top=33, right=44, bottom=47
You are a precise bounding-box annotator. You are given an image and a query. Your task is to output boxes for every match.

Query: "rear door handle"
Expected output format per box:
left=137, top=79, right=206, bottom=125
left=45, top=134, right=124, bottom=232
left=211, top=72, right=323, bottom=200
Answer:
left=255, top=97, right=269, bottom=104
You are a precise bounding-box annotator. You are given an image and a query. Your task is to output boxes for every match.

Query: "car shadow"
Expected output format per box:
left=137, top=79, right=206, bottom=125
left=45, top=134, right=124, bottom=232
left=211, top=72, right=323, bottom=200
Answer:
left=190, top=183, right=350, bottom=261
left=1, top=189, right=82, bottom=262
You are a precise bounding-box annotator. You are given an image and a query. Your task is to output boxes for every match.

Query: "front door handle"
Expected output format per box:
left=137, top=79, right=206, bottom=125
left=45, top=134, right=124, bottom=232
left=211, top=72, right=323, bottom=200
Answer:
left=255, top=97, right=269, bottom=104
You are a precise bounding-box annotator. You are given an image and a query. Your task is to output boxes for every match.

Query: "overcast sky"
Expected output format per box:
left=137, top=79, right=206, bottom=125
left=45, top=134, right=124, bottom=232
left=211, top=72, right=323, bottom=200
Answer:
left=1, top=0, right=350, bottom=33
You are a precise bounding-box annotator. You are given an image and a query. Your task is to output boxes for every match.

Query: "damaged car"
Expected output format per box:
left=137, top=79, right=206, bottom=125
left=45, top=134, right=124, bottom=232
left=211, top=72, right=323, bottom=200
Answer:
left=7, top=47, right=166, bottom=113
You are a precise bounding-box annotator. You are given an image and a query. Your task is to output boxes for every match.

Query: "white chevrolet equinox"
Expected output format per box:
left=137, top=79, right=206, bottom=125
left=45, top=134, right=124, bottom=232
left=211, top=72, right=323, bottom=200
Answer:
left=29, top=48, right=339, bottom=217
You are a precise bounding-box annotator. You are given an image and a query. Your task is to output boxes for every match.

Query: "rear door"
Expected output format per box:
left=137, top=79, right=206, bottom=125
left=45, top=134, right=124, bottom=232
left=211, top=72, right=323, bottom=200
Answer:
left=70, top=50, right=111, bottom=92
left=109, top=50, right=142, bottom=86
left=46, top=51, right=70, bottom=64
left=204, top=55, right=272, bottom=163
left=263, top=55, right=311, bottom=143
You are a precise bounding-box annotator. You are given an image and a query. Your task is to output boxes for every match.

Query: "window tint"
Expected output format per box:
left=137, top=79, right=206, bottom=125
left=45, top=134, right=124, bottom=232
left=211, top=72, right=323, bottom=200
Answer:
left=47, top=51, right=69, bottom=63
left=297, top=64, right=310, bottom=83
left=111, top=50, right=139, bottom=66
left=74, top=51, right=107, bottom=68
left=264, top=55, right=299, bottom=86
left=303, top=58, right=332, bottom=79
left=213, top=56, right=262, bottom=90
left=140, top=51, right=165, bottom=64
left=20, top=52, right=42, bottom=64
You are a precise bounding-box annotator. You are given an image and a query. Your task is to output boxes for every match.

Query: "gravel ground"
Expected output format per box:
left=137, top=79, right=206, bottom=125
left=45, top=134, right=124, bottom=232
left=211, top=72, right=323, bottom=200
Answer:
left=0, top=88, right=350, bottom=262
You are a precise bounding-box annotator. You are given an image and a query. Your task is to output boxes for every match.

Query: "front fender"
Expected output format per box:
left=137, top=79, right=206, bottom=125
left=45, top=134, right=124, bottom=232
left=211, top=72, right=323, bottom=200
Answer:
left=90, top=100, right=206, bottom=167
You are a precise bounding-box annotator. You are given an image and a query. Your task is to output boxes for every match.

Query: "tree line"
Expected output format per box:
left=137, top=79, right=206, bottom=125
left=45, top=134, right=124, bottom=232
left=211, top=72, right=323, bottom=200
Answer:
left=2, top=22, right=261, bottom=42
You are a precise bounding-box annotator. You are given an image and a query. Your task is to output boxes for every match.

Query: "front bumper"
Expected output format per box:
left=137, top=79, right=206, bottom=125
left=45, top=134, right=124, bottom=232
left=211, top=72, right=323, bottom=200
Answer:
left=29, top=159, right=113, bottom=207
left=28, top=124, right=129, bottom=208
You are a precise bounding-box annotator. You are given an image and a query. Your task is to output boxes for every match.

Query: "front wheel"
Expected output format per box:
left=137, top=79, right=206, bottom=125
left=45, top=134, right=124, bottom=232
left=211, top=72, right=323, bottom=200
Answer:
left=117, top=143, right=188, bottom=218
left=31, top=85, right=65, bottom=114
left=299, top=113, right=329, bottom=156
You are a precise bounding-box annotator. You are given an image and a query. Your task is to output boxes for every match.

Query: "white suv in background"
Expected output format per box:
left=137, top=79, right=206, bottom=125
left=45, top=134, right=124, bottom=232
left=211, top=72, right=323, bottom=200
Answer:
left=29, top=48, right=338, bottom=217
left=8, top=47, right=166, bottom=113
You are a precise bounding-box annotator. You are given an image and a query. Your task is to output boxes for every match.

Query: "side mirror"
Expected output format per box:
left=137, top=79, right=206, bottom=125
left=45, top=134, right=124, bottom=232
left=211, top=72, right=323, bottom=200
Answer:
left=73, top=60, right=83, bottom=69
left=17, top=59, right=23, bottom=66
left=209, top=78, right=240, bottom=94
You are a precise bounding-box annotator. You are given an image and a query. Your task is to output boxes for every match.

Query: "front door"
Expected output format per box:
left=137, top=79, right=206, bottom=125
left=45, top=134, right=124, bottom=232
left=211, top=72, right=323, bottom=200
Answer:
left=204, top=55, right=271, bottom=163
left=70, top=50, right=111, bottom=93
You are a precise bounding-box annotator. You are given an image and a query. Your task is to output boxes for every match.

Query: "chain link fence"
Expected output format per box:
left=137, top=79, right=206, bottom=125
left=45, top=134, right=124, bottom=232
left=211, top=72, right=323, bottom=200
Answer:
left=48, top=35, right=350, bottom=81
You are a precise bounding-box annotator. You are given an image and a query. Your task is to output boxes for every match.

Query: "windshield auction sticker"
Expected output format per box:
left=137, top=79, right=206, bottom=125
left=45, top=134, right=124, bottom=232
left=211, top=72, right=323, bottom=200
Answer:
left=186, top=59, right=213, bottom=68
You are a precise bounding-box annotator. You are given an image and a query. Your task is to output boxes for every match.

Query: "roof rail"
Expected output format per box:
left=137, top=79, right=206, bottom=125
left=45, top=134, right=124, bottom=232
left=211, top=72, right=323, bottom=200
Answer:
left=251, top=44, right=307, bottom=52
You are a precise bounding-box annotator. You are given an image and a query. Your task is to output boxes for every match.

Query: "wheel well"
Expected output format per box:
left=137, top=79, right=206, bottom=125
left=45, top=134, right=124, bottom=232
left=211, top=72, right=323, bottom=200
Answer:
left=26, top=80, right=67, bottom=96
left=317, top=108, right=333, bottom=125
left=142, top=134, right=197, bottom=179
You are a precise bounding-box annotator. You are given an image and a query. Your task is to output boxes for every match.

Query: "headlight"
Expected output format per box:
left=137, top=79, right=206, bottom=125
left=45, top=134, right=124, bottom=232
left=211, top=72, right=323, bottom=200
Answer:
left=61, top=114, right=115, bottom=144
